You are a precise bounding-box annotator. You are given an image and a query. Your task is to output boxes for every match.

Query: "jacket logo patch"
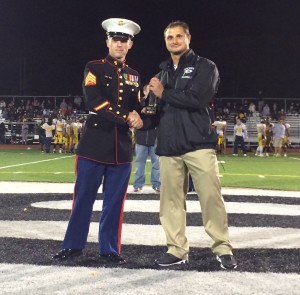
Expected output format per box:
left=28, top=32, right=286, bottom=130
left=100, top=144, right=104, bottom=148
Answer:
left=182, top=67, right=194, bottom=79
left=85, top=72, right=96, bottom=86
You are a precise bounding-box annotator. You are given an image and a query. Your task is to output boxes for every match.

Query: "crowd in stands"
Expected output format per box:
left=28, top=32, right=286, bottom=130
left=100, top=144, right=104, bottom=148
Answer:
left=213, top=98, right=300, bottom=122
left=0, top=96, right=85, bottom=123
left=1, top=96, right=300, bottom=125
left=0, top=96, right=86, bottom=144
left=0, top=96, right=300, bottom=147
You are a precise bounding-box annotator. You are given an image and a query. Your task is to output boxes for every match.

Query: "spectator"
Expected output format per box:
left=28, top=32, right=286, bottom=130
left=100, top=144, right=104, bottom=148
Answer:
left=242, top=99, right=249, bottom=116
left=263, top=122, right=273, bottom=157
left=0, top=122, right=6, bottom=143
left=25, top=99, right=32, bottom=111
left=262, top=103, right=270, bottom=117
left=21, top=119, right=29, bottom=144
left=222, top=105, right=230, bottom=119
left=133, top=84, right=160, bottom=193
left=248, top=102, right=256, bottom=116
left=272, top=103, right=278, bottom=119
left=257, top=90, right=264, bottom=113
left=60, top=99, right=68, bottom=116
left=33, top=98, right=40, bottom=111
left=273, top=119, right=285, bottom=157
left=66, top=103, right=74, bottom=116
left=46, top=99, right=54, bottom=110
left=232, top=101, right=239, bottom=113
left=286, top=103, right=295, bottom=115
left=0, top=99, right=7, bottom=110
left=295, top=102, right=300, bottom=114
left=278, top=109, right=286, bottom=120
left=74, top=96, right=82, bottom=110
left=37, top=120, right=46, bottom=152
left=1, top=108, right=7, bottom=120
left=282, top=119, right=291, bottom=157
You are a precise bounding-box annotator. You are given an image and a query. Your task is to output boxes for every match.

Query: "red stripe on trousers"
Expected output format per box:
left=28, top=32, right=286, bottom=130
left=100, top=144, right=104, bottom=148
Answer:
left=117, top=191, right=127, bottom=254
left=71, top=155, right=79, bottom=211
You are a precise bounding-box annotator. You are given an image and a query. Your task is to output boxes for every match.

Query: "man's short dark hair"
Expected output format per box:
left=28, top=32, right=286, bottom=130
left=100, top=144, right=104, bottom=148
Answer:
left=164, top=21, right=190, bottom=36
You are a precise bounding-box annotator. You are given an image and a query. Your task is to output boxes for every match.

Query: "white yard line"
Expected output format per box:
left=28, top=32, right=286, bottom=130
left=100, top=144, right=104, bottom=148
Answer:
left=31, top=200, right=300, bottom=216
left=1, top=264, right=299, bottom=295
left=0, top=182, right=299, bottom=294
left=0, top=156, right=74, bottom=170
left=290, top=157, right=300, bottom=161
left=0, top=221, right=299, bottom=249
left=223, top=172, right=300, bottom=178
left=1, top=182, right=300, bottom=197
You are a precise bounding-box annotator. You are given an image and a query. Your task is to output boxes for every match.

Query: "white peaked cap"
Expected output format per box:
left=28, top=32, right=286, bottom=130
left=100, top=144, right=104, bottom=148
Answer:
left=102, top=18, right=141, bottom=39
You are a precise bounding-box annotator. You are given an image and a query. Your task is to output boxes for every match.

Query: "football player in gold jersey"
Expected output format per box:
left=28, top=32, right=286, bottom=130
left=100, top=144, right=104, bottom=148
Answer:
left=213, top=116, right=227, bottom=154
left=53, top=114, right=66, bottom=153
left=255, top=119, right=266, bottom=157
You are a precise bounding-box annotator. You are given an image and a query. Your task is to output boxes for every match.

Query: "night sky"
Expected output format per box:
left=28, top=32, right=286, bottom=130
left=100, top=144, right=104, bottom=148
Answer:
left=1, top=0, right=300, bottom=98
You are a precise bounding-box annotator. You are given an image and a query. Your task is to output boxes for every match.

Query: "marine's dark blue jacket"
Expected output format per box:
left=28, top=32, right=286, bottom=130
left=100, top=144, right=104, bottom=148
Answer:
left=77, top=55, right=141, bottom=164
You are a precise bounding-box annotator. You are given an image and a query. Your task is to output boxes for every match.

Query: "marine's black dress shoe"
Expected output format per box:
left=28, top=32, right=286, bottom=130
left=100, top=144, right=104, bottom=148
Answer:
left=99, top=253, right=127, bottom=264
left=52, top=249, right=83, bottom=261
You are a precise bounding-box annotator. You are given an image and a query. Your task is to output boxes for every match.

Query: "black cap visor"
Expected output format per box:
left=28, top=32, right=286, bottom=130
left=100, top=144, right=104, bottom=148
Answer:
left=107, top=31, right=132, bottom=41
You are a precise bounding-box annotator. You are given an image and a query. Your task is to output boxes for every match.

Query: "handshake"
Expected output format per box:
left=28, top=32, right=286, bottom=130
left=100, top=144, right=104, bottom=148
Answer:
left=127, top=110, right=143, bottom=129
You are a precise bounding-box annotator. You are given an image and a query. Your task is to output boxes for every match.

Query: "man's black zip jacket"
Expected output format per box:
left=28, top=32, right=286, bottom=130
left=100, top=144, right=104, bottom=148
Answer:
left=147, top=49, right=219, bottom=157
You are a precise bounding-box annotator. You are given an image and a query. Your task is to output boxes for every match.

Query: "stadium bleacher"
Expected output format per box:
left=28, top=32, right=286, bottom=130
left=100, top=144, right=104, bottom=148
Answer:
left=226, top=115, right=300, bottom=149
left=0, top=96, right=300, bottom=148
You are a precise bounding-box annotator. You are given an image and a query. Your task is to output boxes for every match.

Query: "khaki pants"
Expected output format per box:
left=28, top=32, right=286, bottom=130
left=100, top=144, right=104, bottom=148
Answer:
left=159, top=149, right=233, bottom=259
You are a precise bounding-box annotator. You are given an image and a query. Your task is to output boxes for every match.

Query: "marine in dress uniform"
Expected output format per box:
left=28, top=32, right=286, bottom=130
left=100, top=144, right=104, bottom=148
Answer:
left=53, top=18, right=143, bottom=264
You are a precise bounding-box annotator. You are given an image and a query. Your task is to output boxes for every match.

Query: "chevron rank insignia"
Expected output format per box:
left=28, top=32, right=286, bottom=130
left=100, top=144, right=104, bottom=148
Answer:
left=85, top=72, right=96, bottom=86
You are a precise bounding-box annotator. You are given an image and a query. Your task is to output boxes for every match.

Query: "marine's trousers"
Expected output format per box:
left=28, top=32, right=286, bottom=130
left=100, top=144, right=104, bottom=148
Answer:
left=62, top=156, right=131, bottom=255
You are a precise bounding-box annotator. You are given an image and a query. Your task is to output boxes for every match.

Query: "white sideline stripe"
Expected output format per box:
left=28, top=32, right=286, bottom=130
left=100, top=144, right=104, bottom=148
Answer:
left=1, top=264, right=299, bottom=295
left=1, top=181, right=300, bottom=197
left=0, top=156, right=74, bottom=170
left=223, top=173, right=300, bottom=178
left=0, top=221, right=299, bottom=249
left=31, top=200, right=300, bottom=216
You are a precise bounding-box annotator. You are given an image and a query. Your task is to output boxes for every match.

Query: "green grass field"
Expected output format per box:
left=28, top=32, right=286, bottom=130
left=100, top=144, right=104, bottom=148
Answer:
left=0, top=148, right=300, bottom=191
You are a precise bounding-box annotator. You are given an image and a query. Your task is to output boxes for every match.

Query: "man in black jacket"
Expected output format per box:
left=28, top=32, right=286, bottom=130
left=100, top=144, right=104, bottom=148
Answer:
left=149, top=21, right=237, bottom=269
